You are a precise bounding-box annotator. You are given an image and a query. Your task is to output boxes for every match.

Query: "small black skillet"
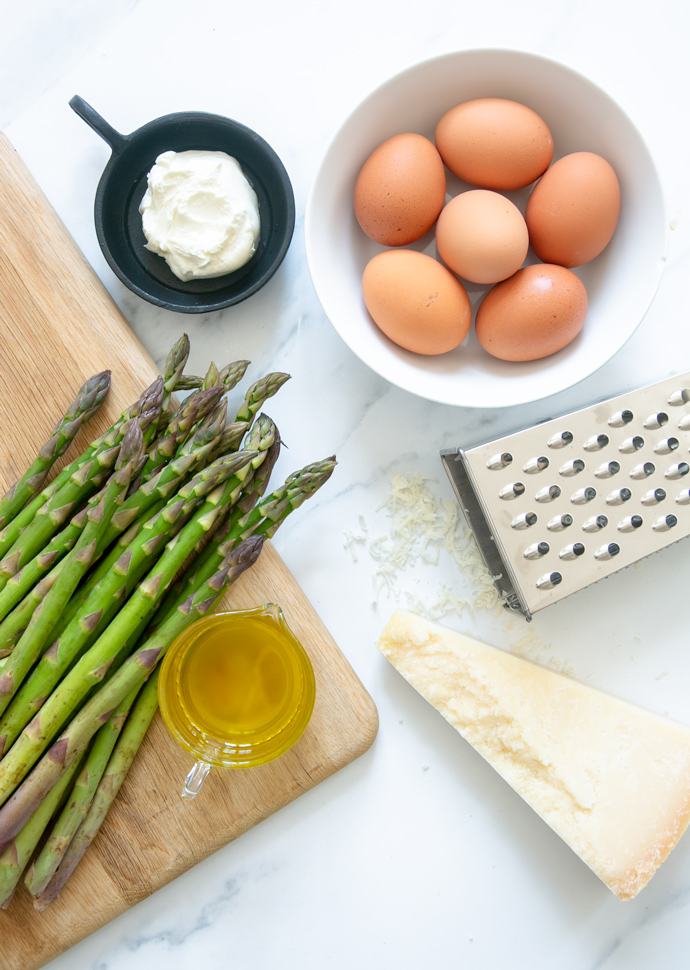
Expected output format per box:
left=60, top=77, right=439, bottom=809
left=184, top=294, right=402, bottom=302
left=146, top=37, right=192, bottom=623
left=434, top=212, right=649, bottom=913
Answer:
left=70, top=95, right=295, bottom=313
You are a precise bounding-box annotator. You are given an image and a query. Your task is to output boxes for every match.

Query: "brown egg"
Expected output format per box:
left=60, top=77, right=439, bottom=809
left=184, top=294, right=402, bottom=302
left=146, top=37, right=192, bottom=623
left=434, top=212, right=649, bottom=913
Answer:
left=475, top=264, right=588, bottom=361
left=526, top=152, right=621, bottom=267
left=354, top=133, right=447, bottom=246
left=435, top=98, right=553, bottom=191
left=362, top=249, right=471, bottom=355
left=435, top=190, right=529, bottom=284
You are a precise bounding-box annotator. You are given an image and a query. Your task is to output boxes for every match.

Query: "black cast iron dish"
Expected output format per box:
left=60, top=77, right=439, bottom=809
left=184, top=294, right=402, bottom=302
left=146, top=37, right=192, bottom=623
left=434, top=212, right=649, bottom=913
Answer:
left=70, top=96, right=295, bottom=313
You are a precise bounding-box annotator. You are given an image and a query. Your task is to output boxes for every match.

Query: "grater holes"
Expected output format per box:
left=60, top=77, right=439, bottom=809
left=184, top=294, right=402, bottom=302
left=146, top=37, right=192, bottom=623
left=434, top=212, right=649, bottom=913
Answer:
left=668, top=388, right=690, bottom=406
left=630, top=461, right=655, bottom=479
left=644, top=412, right=669, bottom=429
left=654, top=437, right=679, bottom=454
left=559, top=542, right=585, bottom=560
left=524, top=541, right=550, bottom=559
left=653, top=514, right=678, bottom=531
left=512, top=512, right=538, bottom=529
left=547, top=431, right=573, bottom=448
left=641, top=487, right=666, bottom=505
left=594, top=542, right=620, bottom=560
left=499, top=482, right=525, bottom=500
left=582, top=514, right=608, bottom=532
left=536, top=571, right=562, bottom=589
left=547, top=513, right=573, bottom=531
left=618, top=514, right=643, bottom=532
left=675, top=489, right=690, bottom=505
left=535, top=484, right=561, bottom=503
left=665, top=462, right=689, bottom=480
left=619, top=435, right=644, bottom=453
left=571, top=486, right=596, bottom=504
left=487, top=452, right=512, bottom=470
left=523, top=456, right=549, bottom=474
left=583, top=433, right=609, bottom=451
left=559, top=459, right=585, bottom=476
left=595, top=460, right=620, bottom=478
left=678, top=414, right=690, bottom=431
left=606, top=487, right=632, bottom=505
left=609, top=409, right=634, bottom=427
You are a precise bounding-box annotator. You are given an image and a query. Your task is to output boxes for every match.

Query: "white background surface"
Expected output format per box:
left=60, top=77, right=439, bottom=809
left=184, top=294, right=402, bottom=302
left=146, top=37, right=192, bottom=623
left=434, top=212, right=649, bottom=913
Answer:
left=2, top=2, right=690, bottom=968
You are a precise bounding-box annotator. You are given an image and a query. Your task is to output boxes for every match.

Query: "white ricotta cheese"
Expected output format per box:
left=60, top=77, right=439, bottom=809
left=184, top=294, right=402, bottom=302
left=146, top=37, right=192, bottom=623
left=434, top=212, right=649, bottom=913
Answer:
left=139, top=150, right=260, bottom=282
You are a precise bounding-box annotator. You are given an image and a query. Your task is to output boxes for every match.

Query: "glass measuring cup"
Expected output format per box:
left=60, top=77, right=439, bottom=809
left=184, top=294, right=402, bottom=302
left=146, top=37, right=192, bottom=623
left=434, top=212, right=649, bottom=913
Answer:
left=158, top=604, right=315, bottom=799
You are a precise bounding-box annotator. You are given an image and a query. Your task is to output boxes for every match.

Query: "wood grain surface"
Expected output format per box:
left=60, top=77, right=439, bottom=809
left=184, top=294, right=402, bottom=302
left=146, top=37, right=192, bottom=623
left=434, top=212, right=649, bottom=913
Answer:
left=0, top=132, right=378, bottom=970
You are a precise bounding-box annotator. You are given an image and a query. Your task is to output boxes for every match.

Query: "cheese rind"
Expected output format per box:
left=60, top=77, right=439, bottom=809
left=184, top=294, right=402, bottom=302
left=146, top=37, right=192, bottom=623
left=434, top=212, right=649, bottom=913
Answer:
left=377, top=609, right=690, bottom=900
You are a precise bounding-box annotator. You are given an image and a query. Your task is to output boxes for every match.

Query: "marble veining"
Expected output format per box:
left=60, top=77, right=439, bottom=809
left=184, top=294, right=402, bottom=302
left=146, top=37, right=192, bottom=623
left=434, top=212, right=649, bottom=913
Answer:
left=3, top=1, right=690, bottom=967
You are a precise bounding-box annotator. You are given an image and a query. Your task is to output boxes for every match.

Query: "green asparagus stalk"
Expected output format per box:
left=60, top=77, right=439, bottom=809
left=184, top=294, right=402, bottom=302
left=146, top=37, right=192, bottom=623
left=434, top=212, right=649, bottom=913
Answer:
left=202, top=361, right=220, bottom=388
left=140, top=385, right=225, bottom=482
left=218, top=359, right=251, bottom=391
left=0, top=499, right=98, bottom=632
left=161, top=457, right=336, bottom=624
left=210, top=421, right=247, bottom=455
left=30, top=671, right=159, bottom=908
left=235, top=372, right=290, bottom=424
left=0, top=508, right=88, bottom=654
left=174, top=375, right=203, bottom=391
left=0, top=376, right=163, bottom=575
left=24, top=683, right=142, bottom=900
left=0, top=747, right=84, bottom=908
left=0, top=496, right=164, bottom=657
left=0, top=370, right=111, bottom=531
left=0, top=452, right=244, bottom=757
left=0, top=449, right=258, bottom=804
left=151, top=333, right=191, bottom=436
left=0, top=423, right=143, bottom=716
left=0, top=375, right=188, bottom=651
left=46, top=500, right=166, bottom=642
left=204, top=373, right=290, bottom=463
left=0, top=537, right=264, bottom=851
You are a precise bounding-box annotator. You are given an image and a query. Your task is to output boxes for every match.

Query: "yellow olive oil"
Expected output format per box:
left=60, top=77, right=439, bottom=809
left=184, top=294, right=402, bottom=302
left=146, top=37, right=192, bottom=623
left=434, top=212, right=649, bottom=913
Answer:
left=158, top=605, right=316, bottom=769
left=181, top=621, right=293, bottom=736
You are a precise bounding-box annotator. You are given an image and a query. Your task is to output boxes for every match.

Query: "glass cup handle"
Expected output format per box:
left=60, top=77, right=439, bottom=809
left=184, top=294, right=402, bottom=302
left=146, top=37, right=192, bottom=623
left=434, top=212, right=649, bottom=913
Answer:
left=182, top=759, right=212, bottom=800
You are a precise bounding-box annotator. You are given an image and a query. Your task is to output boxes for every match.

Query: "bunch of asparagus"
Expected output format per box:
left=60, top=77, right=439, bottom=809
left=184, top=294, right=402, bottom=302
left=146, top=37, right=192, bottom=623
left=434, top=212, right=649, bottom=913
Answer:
left=0, top=335, right=335, bottom=910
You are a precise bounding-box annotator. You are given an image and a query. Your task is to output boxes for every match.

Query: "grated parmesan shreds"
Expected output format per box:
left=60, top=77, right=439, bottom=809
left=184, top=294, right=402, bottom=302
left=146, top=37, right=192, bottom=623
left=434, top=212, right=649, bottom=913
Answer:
left=345, top=473, right=501, bottom=620
left=346, top=472, right=570, bottom=672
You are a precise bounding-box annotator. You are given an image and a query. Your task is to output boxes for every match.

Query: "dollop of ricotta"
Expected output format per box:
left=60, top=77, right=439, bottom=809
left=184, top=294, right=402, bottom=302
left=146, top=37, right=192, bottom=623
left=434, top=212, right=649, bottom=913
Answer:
left=139, top=150, right=260, bottom=282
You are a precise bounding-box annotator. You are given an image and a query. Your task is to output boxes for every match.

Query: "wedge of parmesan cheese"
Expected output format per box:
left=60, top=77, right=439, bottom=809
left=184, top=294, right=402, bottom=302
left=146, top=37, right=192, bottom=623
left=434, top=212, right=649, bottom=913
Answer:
left=377, top=609, right=690, bottom=900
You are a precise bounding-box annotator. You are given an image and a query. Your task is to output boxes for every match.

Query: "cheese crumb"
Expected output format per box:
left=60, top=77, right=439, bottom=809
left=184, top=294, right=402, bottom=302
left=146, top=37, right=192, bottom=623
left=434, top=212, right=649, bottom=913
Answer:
left=346, top=473, right=500, bottom=619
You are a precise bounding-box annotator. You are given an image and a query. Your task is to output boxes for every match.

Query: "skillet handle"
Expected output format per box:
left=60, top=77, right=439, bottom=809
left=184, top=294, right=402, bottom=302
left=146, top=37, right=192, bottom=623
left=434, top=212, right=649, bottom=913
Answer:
left=69, top=95, right=128, bottom=154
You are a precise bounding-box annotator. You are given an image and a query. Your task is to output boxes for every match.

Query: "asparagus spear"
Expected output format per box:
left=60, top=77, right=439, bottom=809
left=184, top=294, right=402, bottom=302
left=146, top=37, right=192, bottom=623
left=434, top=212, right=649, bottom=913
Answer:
left=218, top=359, right=251, bottom=391
left=140, top=385, right=225, bottom=483
left=0, top=370, right=111, bottom=531
left=0, top=537, right=264, bottom=851
left=210, top=421, right=247, bottom=455
left=38, top=500, right=167, bottom=646
left=0, top=748, right=85, bottom=909
left=161, top=457, right=336, bottom=623
left=0, top=453, right=244, bottom=756
left=30, top=671, right=159, bottom=908
left=0, top=374, right=209, bottom=653
left=0, top=450, right=258, bottom=804
left=0, top=507, right=90, bottom=653
left=0, top=376, right=163, bottom=570
left=0, top=423, right=143, bottom=716
left=151, top=333, right=191, bottom=436
left=24, top=682, right=142, bottom=900
left=235, top=372, right=290, bottom=424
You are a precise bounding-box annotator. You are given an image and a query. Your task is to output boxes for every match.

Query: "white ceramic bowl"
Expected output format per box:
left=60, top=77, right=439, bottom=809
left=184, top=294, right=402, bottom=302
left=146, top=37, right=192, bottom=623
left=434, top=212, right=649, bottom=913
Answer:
left=305, top=49, right=667, bottom=408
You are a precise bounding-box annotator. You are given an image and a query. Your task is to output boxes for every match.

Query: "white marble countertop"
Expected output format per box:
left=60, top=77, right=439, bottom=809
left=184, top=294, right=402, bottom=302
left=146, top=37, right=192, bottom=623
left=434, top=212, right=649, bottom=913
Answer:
left=3, top=2, right=690, bottom=967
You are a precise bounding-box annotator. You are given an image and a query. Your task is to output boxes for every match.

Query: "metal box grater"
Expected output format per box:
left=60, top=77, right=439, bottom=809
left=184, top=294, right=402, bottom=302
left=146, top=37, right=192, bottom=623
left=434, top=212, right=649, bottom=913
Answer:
left=441, top=372, right=690, bottom=620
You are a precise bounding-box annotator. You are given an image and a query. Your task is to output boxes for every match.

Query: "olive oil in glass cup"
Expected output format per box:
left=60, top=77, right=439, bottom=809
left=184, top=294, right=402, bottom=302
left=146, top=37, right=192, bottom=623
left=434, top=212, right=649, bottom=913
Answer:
left=158, top=604, right=315, bottom=799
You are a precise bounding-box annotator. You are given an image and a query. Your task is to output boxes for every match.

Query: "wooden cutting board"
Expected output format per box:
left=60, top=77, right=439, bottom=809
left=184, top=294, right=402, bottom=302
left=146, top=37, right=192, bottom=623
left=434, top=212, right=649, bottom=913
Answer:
left=0, top=132, right=378, bottom=970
